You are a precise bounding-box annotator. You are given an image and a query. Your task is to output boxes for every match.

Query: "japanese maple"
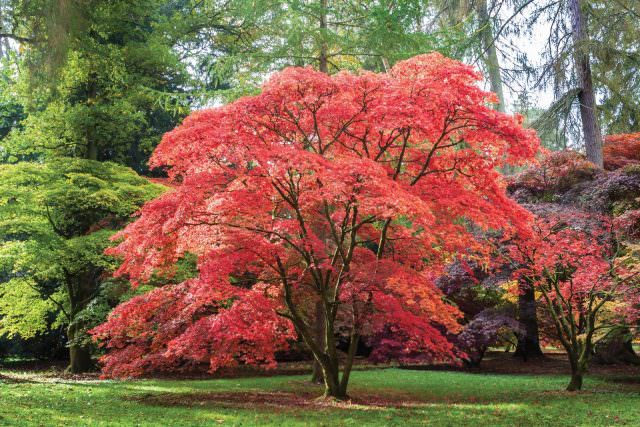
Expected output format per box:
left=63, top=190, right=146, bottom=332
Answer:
left=508, top=150, right=598, bottom=195
left=456, top=309, right=523, bottom=367
left=604, top=132, right=640, bottom=170
left=507, top=209, right=640, bottom=391
left=92, top=53, right=539, bottom=399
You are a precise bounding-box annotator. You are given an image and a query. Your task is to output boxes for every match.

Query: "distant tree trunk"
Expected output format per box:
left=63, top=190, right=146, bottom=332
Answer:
left=514, top=279, right=543, bottom=359
left=318, top=0, right=329, bottom=73
left=381, top=57, right=391, bottom=73
left=65, top=272, right=96, bottom=373
left=569, top=0, right=603, bottom=167
left=463, top=347, right=487, bottom=368
left=476, top=0, right=505, bottom=112
left=593, top=327, right=640, bottom=365
left=311, top=359, right=324, bottom=383
left=67, top=321, right=93, bottom=373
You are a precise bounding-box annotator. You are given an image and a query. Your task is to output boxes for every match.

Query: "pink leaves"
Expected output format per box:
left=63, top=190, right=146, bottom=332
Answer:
left=506, top=209, right=638, bottom=321
left=167, top=292, right=295, bottom=372
left=94, top=53, right=540, bottom=377
left=614, top=209, right=640, bottom=240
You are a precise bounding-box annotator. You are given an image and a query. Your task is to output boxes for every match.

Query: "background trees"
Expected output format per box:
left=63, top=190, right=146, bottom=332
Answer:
left=511, top=0, right=639, bottom=161
left=0, top=0, right=195, bottom=171
left=0, top=159, right=161, bottom=372
left=4, top=0, right=637, bottom=161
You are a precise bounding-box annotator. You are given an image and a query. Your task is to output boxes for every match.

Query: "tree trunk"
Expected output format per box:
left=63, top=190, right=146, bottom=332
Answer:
left=566, top=370, right=583, bottom=391
left=309, top=300, right=356, bottom=400
left=86, top=73, right=98, bottom=161
left=476, top=0, right=505, bottom=112
left=514, top=279, right=544, bottom=360
left=567, top=356, right=585, bottom=391
left=310, top=302, right=325, bottom=383
left=64, top=272, right=97, bottom=373
left=381, top=57, right=391, bottom=73
left=315, top=334, right=357, bottom=400
left=67, top=322, right=93, bottom=373
left=464, top=347, right=486, bottom=368
left=311, top=360, right=324, bottom=383
left=569, top=0, right=603, bottom=167
left=318, top=0, right=328, bottom=74
left=320, top=360, right=345, bottom=399
left=86, top=138, right=98, bottom=161
left=312, top=1, right=331, bottom=386
left=593, top=327, right=640, bottom=365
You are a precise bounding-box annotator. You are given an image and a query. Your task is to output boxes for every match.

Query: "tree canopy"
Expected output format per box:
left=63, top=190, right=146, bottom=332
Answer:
left=92, top=53, right=539, bottom=398
left=0, top=158, right=162, bottom=371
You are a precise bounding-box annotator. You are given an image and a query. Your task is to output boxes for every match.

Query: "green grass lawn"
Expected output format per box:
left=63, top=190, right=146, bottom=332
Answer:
left=0, top=368, right=639, bottom=426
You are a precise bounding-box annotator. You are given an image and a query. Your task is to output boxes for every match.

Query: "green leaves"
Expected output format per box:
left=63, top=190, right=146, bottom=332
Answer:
left=0, top=158, right=163, bottom=341
left=0, top=277, right=62, bottom=339
left=2, top=0, right=192, bottom=171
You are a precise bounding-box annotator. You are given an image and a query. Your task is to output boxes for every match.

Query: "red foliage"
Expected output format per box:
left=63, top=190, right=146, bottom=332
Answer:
left=508, top=210, right=640, bottom=330
left=614, top=209, right=640, bottom=240
left=604, top=132, right=640, bottom=171
left=92, top=53, right=539, bottom=381
left=509, top=150, right=598, bottom=193
left=511, top=211, right=612, bottom=293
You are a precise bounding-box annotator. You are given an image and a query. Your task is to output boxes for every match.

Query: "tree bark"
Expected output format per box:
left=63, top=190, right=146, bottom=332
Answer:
left=67, top=321, right=94, bottom=373
left=567, top=355, right=586, bottom=391
left=476, top=0, right=506, bottom=112
left=514, top=279, right=544, bottom=360
left=566, top=369, right=583, bottom=391
left=85, top=73, right=98, bottom=161
left=569, top=0, right=604, bottom=167
left=311, top=360, right=324, bottom=383
left=320, top=358, right=346, bottom=399
left=64, top=272, right=96, bottom=373
left=593, top=327, right=640, bottom=365
left=318, top=0, right=329, bottom=73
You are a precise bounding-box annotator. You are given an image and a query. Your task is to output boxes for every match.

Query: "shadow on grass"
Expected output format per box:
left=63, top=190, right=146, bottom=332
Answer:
left=4, top=369, right=639, bottom=426
left=599, top=375, right=640, bottom=386
left=126, top=383, right=562, bottom=412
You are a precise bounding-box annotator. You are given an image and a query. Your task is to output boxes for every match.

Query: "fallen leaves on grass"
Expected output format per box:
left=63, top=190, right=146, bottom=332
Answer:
left=131, top=390, right=428, bottom=411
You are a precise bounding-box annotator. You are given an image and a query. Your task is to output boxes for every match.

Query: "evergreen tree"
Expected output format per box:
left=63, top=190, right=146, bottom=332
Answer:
left=1, top=0, right=192, bottom=171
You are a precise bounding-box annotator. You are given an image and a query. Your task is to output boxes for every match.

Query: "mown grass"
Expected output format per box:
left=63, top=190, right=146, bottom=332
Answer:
left=0, top=367, right=639, bottom=426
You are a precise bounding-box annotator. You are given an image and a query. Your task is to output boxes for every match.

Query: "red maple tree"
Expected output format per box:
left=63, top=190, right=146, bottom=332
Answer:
left=507, top=209, right=640, bottom=391
left=92, top=53, right=539, bottom=399
left=508, top=150, right=597, bottom=193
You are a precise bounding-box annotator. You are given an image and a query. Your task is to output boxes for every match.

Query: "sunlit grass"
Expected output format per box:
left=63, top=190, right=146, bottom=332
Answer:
left=1, top=368, right=639, bottom=426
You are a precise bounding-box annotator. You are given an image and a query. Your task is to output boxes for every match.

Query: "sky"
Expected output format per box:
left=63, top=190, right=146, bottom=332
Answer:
left=493, top=7, right=556, bottom=113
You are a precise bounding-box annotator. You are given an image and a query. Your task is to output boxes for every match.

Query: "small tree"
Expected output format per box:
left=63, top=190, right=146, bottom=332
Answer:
left=508, top=210, right=639, bottom=391
left=93, top=53, right=539, bottom=399
left=457, top=309, right=523, bottom=367
left=0, top=158, right=162, bottom=372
